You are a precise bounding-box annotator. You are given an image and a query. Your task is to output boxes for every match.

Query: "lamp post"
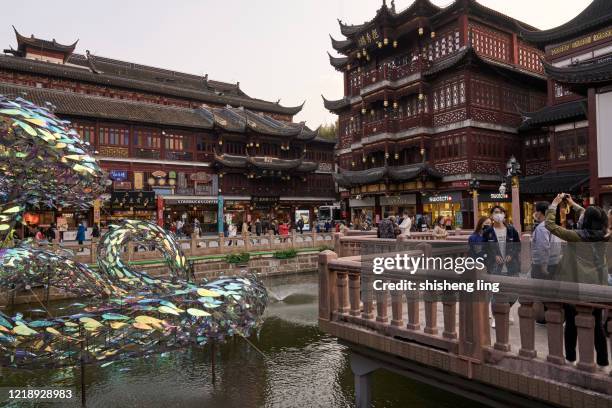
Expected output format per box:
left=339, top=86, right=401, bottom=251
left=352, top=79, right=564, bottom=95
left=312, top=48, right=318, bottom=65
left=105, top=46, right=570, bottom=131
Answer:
left=469, top=178, right=480, bottom=227
left=505, top=156, right=521, bottom=233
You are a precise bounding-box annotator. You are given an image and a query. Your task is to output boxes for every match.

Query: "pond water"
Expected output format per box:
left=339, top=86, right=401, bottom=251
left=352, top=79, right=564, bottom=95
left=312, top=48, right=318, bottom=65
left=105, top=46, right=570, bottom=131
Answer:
left=1, top=273, right=484, bottom=407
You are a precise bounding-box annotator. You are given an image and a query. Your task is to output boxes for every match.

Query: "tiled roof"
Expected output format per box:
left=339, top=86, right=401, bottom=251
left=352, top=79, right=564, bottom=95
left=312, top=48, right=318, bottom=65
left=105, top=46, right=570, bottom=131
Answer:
left=322, top=95, right=351, bottom=112
left=520, top=170, right=589, bottom=194
left=517, top=0, right=612, bottom=47
left=0, top=83, right=317, bottom=135
left=543, top=58, right=612, bottom=85
left=0, top=82, right=214, bottom=129
left=519, top=99, right=587, bottom=130
left=0, top=53, right=303, bottom=115
left=334, top=163, right=440, bottom=188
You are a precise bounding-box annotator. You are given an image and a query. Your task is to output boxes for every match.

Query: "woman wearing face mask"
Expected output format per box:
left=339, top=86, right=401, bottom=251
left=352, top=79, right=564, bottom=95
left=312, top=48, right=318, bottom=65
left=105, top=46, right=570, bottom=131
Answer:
left=482, top=205, right=521, bottom=276
left=432, top=215, right=448, bottom=239
left=468, top=216, right=492, bottom=259
left=545, top=193, right=609, bottom=368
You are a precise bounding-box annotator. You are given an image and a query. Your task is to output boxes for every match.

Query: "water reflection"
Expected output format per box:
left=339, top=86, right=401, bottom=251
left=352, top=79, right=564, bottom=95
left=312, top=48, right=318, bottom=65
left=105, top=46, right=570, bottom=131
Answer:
left=1, top=273, right=483, bottom=408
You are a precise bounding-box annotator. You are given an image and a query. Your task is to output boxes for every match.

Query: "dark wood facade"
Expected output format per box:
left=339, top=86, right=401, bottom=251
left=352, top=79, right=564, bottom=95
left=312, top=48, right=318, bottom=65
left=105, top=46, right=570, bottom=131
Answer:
left=1, top=28, right=336, bottom=230
left=324, top=0, right=547, bottom=228
left=519, top=0, right=612, bottom=219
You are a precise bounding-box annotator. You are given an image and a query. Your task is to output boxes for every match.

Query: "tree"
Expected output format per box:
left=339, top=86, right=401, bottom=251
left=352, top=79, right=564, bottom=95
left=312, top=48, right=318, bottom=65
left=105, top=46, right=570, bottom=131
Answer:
left=317, top=121, right=337, bottom=141
left=0, top=95, right=106, bottom=246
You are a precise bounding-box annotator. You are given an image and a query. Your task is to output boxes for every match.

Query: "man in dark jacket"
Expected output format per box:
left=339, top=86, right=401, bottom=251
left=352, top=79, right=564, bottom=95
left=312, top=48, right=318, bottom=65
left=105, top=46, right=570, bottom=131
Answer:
left=255, top=218, right=262, bottom=236
left=297, top=217, right=304, bottom=234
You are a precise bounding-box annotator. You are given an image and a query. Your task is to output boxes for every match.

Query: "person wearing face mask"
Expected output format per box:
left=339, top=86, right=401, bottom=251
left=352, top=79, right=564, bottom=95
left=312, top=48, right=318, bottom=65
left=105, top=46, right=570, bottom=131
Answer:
left=468, top=216, right=492, bottom=259
left=432, top=215, right=448, bottom=239
left=482, top=205, right=521, bottom=276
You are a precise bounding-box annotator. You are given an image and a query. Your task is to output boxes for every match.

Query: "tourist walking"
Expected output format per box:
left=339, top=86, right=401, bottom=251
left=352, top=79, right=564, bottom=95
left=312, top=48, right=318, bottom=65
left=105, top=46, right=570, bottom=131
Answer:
left=399, top=215, right=412, bottom=236
left=255, top=218, right=262, bottom=236
left=545, top=193, right=609, bottom=367
left=76, top=222, right=86, bottom=252
left=92, top=224, right=100, bottom=240
left=531, top=201, right=564, bottom=280
left=482, top=206, right=520, bottom=276
left=297, top=217, right=304, bottom=234
left=377, top=216, right=396, bottom=239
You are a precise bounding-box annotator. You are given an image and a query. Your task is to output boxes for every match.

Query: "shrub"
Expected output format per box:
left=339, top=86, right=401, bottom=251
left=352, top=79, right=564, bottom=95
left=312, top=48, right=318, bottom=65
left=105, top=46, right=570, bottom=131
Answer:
left=273, top=249, right=298, bottom=259
left=226, top=252, right=250, bottom=265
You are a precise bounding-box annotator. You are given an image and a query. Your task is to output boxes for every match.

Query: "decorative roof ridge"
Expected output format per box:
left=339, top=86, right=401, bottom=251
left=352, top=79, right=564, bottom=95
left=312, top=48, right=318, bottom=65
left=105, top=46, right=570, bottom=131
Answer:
left=517, top=0, right=612, bottom=46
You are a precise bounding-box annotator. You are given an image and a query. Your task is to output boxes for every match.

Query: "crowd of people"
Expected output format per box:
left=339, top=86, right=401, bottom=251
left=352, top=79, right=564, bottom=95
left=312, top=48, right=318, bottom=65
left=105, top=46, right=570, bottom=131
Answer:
left=468, top=193, right=611, bottom=369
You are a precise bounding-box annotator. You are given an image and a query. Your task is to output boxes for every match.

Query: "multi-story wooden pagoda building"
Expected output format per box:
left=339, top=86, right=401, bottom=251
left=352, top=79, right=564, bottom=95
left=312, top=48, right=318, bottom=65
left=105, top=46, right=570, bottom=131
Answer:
left=1, top=27, right=336, bottom=234
left=518, top=0, right=612, bottom=229
left=324, top=0, right=548, bottom=228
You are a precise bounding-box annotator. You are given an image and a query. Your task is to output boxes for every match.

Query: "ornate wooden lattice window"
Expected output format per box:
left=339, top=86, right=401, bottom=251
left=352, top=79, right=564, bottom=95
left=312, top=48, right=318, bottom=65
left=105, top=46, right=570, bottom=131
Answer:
left=165, top=132, right=193, bottom=160
left=556, top=128, right=588, bottom=161
left=524, top=134, right=550, bottom=160
left=72, top=122, right=95, bottom=144
left=518, top=44, right=544, bottom=73
left=472, top=77, right=500, bottom=109
left=433, top=77, right=465, bottom=112
left=225, top=141, right=246, bottom=156
left=99, top=125, right=129, bottom=146
left=468, top=22, right=511, bottom=62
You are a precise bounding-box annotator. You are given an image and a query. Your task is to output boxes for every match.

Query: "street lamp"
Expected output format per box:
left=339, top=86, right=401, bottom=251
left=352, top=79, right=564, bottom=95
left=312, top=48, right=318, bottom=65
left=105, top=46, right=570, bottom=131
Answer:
left=505, top=155, right=522, bottom=233
left=469, top=178, right=480, bottom=226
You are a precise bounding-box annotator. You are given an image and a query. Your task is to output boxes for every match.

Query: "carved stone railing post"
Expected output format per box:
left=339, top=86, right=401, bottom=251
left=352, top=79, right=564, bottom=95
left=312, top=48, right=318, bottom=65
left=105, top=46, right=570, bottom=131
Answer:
left=190, top=232, right=197, bottom=256
left=337, top=271, right=350, bottom=315
left=459, top=299, right=491, bottom=361
left=361, top=274, right=375, bottom=320
left=391, top=281, right=404, bottom=327
left=492, top=302, right=511, bottom=352
left=349, top=273, right=361, bottom=317
left=334, top=233, right=343, bottom=257
left=406, top=295, right=420, bottom=330
left=318, top=250, right=338, bottom=321
left=244, top=232, right=251, bottom=252
left=442, top=301, right=457, bottom=339
left=376, top=283, right=388, bottom=324
left=424, top=300, right=438, bottom=335
left=544, top=302, right=565, bottom=365
left=575, top=305, right=596, bottom=372
left=518, top=300, right=537, bottom=358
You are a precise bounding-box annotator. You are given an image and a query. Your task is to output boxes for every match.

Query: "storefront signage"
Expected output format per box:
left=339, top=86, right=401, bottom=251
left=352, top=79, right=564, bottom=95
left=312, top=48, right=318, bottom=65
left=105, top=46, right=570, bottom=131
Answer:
left=152, top=170, right=167, bottom=178
left=295, top=209, right=311, bottom=231
left=56, top=217, right=68, bottom=232
left=479, top=192, right=511, bottom=202
left=425, top=192, right=463, bottom=203
left=168, top=198, right=218, bottom=205
left=349, top=197, right=376, bottom=208
left=109, top=170, right=128, bottom=181
left=134, top=172, right=144, bottom=190
left=93, top=199, right=101, bottom=225
left=111, top=191, right=155, bottom=210
left=113, top=181, right=132, bottom=190
left=251, top=196, right=280, bottom=209
left=379, top=194, right=416, bottom=206
left=190, top=172, right=213, bottom=183
left=156, top=196, right=164, bottom=227
left=217, top=196, right=224, bottom=234
left=549, top=28, right=612, bottom=56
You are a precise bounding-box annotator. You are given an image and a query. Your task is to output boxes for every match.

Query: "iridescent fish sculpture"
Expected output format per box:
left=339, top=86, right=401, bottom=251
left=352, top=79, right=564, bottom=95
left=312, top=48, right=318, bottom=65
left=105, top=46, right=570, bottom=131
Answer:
left=0, top=96, right=268, bottom=369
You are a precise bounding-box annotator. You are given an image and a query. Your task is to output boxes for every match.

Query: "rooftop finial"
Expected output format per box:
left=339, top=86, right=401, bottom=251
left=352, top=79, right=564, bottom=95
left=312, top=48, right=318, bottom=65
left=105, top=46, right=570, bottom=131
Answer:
left=391, top=0, right=396, bottom=12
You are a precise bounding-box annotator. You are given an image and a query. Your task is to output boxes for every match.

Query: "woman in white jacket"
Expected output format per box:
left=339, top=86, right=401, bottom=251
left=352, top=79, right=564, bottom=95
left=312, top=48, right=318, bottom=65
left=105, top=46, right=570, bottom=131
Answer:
left=399, top=215, right=412, bottom=236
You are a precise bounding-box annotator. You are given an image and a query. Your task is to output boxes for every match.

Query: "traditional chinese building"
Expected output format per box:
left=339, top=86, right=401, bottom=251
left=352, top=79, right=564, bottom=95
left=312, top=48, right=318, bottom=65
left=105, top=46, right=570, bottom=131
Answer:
left=518, top=0, right=612, bottom=229
left=324, top=0, right=548, bottom=228
left=1, top=27, right=336, bottom=233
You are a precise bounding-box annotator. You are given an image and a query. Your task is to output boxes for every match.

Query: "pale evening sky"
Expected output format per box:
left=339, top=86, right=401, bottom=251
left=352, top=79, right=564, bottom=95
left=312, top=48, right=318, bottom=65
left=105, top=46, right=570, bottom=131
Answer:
left=0, top=0, right=591, bottom=127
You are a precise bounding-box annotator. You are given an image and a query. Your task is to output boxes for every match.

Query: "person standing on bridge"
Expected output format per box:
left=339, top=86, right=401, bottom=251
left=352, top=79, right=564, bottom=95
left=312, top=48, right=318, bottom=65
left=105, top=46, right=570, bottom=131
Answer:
left=546, top=193, right=609, bottom=368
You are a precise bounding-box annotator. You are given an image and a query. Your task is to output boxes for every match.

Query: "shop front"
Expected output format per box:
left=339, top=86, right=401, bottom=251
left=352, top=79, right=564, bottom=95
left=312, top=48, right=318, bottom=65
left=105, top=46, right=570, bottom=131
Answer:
left=109, top=191, right=157, bottom=224
left=224, top=197, right=250, bottom=226
left=478, top=191, right=513, bottom=224
left=349, top=197, right=376, bottom=225
left=162, top=196, right=219, bottom=234
left=380, top=194, right=417, bottom=218
left=250, top=196, right=281, bottom=223
left=422, top=192, right=466, bottom=228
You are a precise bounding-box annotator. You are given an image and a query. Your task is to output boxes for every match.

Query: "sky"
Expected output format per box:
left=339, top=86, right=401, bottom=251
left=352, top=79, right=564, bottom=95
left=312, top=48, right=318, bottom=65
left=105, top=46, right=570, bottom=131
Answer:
left=0, top=0, right=592, bottom=127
